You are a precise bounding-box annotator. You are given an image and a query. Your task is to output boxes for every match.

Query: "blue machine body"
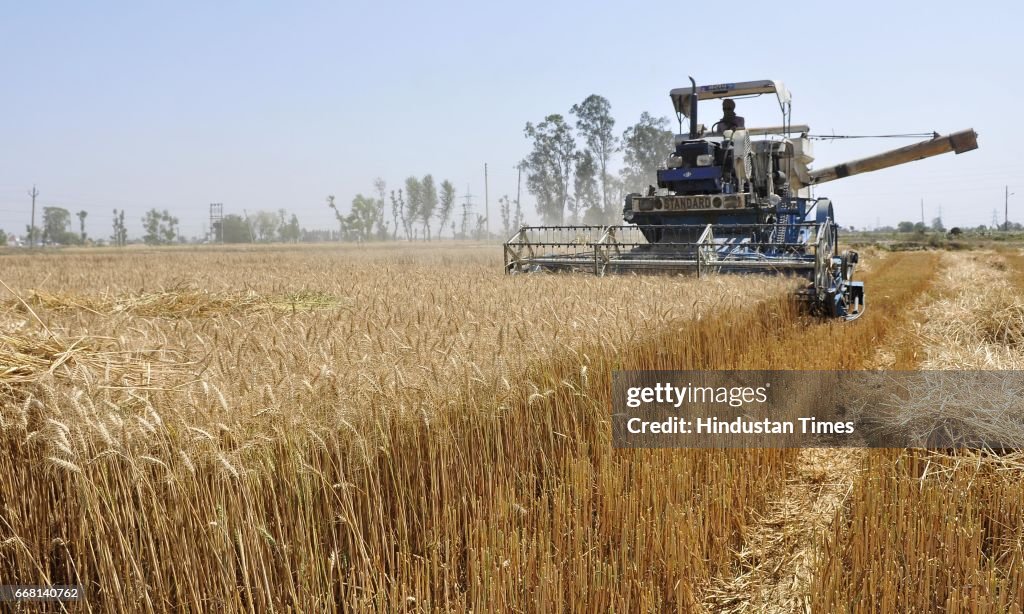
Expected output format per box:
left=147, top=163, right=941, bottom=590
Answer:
left=618, top=130, right=865, bottom=320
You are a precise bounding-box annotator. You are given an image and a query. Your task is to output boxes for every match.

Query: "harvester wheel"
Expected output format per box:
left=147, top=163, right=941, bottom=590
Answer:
left=840, top=250, right=858, bottom=282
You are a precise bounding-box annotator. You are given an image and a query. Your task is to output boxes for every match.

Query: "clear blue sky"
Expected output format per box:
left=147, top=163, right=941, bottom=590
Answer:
left=1, top=0, right=1020, bottom=238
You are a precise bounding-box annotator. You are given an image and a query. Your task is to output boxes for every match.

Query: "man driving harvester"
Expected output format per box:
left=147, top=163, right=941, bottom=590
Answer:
left=715, top=98, right=745, bottom=132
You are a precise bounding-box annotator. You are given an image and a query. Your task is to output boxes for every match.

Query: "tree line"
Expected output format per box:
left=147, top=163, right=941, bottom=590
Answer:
left=21, top=207, right=90, bottom=246
left=328, top=175, right=522, bottom=241
left=522, top=94, right=675, bottom=225
left=16, top=97, right=673, bottom=247
left=332, top=94, right=675, bottom=239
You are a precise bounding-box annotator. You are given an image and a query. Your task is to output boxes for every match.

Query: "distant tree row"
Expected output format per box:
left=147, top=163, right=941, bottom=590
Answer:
left=327, top=176, right=510, bottom=241
left=864, top=218, right=1023, bottom=234
left=894, top=217, right=948, bottom=233
left=24, top=207, right=91, bottom=246
left=211, top=210, right=301, bottom=244
left=522, top=95, right=674, bottom=225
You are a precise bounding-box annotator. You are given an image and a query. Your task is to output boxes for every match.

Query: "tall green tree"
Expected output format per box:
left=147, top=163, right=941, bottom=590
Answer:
left=277, top=210, right=301, bottom=243
left=523, top=115, right=576, bottom=224
left=111, top=209, right=127, bottom=246
left=221, top=214, right=252, bottom=243
left=142, top=209, right=178, bottom=245
left=621, top=112, right=674, bottom=194
left=348, top=194, right=382, bottom=242
left=571, top=95, right=618, bottom=219
left=420, top=174, right=437, bottom=240
left=438, top=180, right=456, bottom=239
left=76, top=210, right=88, bottom=242
left=572, top=150, right=600, bottom=224
left=253, top=210, right=279, bottom=241
left=42, top=207, right=74, bottom=244
left=404, top=177, right=423, bottom=240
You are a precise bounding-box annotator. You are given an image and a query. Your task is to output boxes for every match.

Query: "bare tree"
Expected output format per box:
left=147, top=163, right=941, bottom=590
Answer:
left=327, top=195, right=345, bottom=240
left=390, top=189, right=404, bottom=240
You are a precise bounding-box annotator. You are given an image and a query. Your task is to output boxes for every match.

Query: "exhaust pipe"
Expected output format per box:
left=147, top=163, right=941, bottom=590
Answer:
left=688, top=76, right=698, bottom=139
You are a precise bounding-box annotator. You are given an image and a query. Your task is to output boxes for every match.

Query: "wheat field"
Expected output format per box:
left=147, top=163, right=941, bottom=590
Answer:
left=0, top=243, right=1022, bottom=612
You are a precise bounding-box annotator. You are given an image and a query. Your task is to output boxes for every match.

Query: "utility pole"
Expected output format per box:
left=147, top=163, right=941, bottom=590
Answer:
left=920, top=198, right=924, bottom=227
left=484, top=163, right=490, bottom=239
left=515, top=163, right=522, bottom=228
left=28, top=185, right=39, bottom=248
left=1006, top=185, right=1014, bottom=231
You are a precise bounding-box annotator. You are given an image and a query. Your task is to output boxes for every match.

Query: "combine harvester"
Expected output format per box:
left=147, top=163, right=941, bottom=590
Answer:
left=504, top=79, right=978, bottom=320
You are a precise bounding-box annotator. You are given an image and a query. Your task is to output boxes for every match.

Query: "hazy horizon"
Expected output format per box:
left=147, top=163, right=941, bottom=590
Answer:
left=1, top=1, right=1020, bottom=240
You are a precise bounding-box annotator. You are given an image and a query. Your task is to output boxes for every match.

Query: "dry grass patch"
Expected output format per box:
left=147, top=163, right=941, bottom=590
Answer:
left=916, top=252, right=1024, bottom=369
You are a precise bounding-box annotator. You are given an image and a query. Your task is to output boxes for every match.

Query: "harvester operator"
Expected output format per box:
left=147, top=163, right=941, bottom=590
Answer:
left=715, top=99, right=745, bottom=132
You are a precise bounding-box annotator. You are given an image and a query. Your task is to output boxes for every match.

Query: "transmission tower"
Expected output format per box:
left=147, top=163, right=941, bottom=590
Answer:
left=209, top=203, right=223, bottom=243
left=461, top=185, right=475, bottom=239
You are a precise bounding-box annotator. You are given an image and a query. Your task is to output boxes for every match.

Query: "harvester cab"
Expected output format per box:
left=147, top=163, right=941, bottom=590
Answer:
left=504, top=78, right=979, bottom=321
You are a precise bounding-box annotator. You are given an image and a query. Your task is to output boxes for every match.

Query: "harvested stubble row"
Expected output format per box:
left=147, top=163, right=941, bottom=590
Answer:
left=700, top=250, right=950, bottom=613
left=811, top=250, right=1024, bottom=613
left=813, top=450, right=1024, bottom=612
left=0, top=245, right=801, bottom=612
left=916, top=253, right=1024, bottom=369
left=999, top=247, right=1024, bottom=292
